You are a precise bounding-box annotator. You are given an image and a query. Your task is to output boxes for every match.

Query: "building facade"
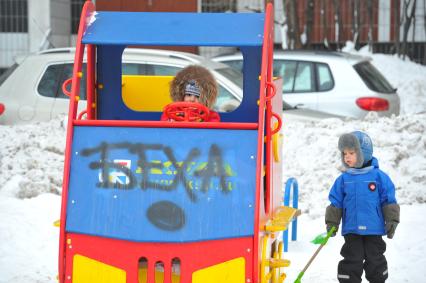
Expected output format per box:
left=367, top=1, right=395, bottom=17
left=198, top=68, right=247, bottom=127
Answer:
left=274, top=0, right=425, bottom=63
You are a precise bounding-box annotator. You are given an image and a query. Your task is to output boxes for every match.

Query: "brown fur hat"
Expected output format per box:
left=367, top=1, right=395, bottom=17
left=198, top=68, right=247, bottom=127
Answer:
left=170, top=65, right=218, bottom=108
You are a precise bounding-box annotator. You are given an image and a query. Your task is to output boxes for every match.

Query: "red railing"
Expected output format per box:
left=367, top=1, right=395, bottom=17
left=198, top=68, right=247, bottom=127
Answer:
left=58, top=1, right=95, bottom=282
left=253, top=2, right=276, bottom=283
left=73, top=119, right=258, bottom=130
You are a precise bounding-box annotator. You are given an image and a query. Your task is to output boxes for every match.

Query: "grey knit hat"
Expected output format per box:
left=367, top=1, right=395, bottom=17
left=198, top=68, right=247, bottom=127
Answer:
left=184, top=80, right=201, bottom=97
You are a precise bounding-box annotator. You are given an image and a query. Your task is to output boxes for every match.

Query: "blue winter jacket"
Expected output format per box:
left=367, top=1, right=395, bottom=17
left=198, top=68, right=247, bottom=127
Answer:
left=329, top=157, right=397, bottom=236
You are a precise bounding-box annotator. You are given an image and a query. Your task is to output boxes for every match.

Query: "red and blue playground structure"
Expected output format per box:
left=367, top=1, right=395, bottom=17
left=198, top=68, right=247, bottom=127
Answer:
left=58, top=1, right=300, bottom=282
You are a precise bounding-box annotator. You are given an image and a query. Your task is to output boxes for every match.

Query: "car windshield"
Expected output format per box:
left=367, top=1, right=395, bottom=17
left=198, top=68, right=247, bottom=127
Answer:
left=353, top=61, right=395, bottom=93
left=0, top=63, right=19, bottom=87
left=214, top=66, right=244, bottom=90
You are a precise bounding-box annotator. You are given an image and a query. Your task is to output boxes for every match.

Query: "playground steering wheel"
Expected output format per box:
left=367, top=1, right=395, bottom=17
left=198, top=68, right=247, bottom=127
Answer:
left=163, top=102, right=210, bottom=122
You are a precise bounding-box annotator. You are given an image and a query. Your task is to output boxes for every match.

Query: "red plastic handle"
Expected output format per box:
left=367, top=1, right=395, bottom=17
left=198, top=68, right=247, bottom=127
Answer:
left=271, top=112, right=282, bottom=135
left=62, top=78, right=72, bottom=97
left=77, top=110, right=87, bottom=120
left=265, top=81, right=276, bottom=101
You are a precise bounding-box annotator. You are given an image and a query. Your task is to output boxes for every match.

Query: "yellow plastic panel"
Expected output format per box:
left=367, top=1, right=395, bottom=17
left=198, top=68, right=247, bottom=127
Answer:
left=272, top=131, right=283, bottom=163
left=138, top=267, right=181, bottom=283
left=122, top=75, right=173, bottom=111
left=73, top=254, right=126, bottom=283
left=192, top=257, right=245, bottom=283
left=264, top=206, right=300, bottom=232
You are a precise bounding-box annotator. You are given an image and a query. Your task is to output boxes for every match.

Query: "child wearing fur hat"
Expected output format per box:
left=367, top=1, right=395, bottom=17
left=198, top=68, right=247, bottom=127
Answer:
left=325, top=131, right=400, bottom=283
left=161, top=65, right=220, bottom=122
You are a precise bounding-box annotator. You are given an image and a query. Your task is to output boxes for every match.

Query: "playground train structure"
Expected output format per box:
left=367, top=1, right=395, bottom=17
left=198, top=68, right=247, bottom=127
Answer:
left=58, top=1, right=300, bottom=282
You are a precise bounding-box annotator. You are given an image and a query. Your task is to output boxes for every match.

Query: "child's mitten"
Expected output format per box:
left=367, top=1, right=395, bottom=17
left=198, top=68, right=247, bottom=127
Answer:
left=325, top=205, right=342, bottom=237
left=382, top=203, right=400, bottom=239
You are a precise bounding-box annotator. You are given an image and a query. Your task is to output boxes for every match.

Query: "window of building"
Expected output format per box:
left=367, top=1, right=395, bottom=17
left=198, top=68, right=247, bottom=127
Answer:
left=71, top=0, right=85, bottom=34
left=202, top=0, right=237, bottom=12
left=0, top=0, right=28, bottom=32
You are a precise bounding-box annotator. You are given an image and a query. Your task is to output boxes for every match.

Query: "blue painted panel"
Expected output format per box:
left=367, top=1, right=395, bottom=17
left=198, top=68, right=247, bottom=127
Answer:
left=82, top=12, right=264, bottom=47
left=236, top=47, right=262, bottom=122
left=95, top=45, right=263, bottom=123
left=96, top=45, right=130, bottom=120
left=66, top=126, right=258, bottom=242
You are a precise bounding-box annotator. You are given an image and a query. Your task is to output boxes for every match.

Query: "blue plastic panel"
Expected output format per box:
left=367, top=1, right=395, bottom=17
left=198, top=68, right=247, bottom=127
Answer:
left=66, top=126, right=258, bottom=242
left=82, top=12, right=264, bottom=47
left=95, top=46, right=262, bottom=123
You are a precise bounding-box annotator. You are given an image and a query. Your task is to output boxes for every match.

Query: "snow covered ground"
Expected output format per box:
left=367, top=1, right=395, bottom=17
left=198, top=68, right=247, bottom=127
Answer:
left=1, top=47, right=426, bottom=282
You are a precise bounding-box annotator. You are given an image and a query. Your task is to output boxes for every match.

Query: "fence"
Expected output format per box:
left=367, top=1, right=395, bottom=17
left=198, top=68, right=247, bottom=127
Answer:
left=283, top=177, right=299, bottom=252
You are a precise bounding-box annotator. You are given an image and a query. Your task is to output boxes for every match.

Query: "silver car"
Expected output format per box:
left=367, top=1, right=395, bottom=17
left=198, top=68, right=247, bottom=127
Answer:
left=0, top=48, right=243, bottom=125
left=213, top=50, right=400, bottom=119
left=0, top=48, right=342, bottom=125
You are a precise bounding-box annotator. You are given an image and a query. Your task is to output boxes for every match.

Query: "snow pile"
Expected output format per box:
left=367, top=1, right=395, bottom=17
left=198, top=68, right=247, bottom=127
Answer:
left=0, top=194, right=60, bottom=282
left=0, top=118, right=66, bottom=199
left=371, top=54, right=426, bottom=115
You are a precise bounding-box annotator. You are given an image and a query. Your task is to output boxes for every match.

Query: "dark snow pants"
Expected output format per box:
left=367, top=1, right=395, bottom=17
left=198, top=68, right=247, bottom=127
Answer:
left=337, top=234, right=388, bottom=283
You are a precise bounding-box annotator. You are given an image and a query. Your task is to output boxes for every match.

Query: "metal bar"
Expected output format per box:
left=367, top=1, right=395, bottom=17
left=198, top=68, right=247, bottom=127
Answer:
left=73, top=119, right=259, bottom=130
left=58, top=1, right=95, bottom=281
left=283, top=177, right=299, bottom=252
left=253, top=3, right=274, bottom=282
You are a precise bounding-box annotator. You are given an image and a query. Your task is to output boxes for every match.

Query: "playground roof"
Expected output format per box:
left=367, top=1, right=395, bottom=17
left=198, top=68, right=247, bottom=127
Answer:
left=82, top=11, right=265, bottom=47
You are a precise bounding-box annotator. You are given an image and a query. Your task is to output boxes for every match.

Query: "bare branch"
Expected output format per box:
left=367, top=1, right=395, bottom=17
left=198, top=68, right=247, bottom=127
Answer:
left=401, top=0, right=417, bottom=59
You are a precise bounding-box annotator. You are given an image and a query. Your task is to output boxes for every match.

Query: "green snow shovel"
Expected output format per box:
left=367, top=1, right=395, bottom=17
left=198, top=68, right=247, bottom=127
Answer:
left=293, top=226, right=336, bottom=283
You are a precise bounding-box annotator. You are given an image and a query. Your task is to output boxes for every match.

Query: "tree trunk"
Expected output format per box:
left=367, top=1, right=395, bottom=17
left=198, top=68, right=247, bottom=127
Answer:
left=320, top=0, right=329, bottom=48
left=394, top=0, right=401, bottom=55
left=401, top=0, right=417, bottom=59
left=424, top=0, right=426, bottom=63
left=286, top=0, right=301, bottom=49
left=280, top=0, right=289, bottom=49
left=332, top=0, right=343, bottom=49
left=304, top=0, right=315, bottom=48
left=412, top=1, right=416, bottom=44
left=230, top=0, right=237, bottom=12
left=352, top=0, right=361, bottom=49
left=424, top=0, right=426, bottom=37
left=367, top=0, right=375, bottom=52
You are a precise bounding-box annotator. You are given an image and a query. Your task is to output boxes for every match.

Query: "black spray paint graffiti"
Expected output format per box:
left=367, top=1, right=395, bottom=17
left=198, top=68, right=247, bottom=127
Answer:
left=80, top=142, right=233, bottom=202
left=80, top=142, right=233, bottom=231
left=146, top=201, right=185, bottom=231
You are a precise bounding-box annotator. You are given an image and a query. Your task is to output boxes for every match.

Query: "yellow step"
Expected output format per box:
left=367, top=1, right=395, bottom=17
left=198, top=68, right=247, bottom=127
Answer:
left=266, top=258, right=291, bottom=268
left=264, top=206, right=301, bottom=232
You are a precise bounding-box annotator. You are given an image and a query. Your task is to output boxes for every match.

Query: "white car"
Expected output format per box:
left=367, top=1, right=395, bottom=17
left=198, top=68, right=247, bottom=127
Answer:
left=0, top=48, right=341, bottom=125
left=0, top=48, right=243, bottom=125
left=213, top=50, right=400, bottom=119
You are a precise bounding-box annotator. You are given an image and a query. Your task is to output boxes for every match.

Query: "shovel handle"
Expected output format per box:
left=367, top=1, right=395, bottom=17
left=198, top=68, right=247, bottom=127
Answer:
left=301, top=244, right=325, bottom=274
left=294, top=271, right=304, bottom=283
left=324, top=226, right=337, bottom=244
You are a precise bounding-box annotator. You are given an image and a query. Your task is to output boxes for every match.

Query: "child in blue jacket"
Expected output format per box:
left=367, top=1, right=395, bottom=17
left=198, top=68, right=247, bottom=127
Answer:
left=325, top=131, right=400, bottom=283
